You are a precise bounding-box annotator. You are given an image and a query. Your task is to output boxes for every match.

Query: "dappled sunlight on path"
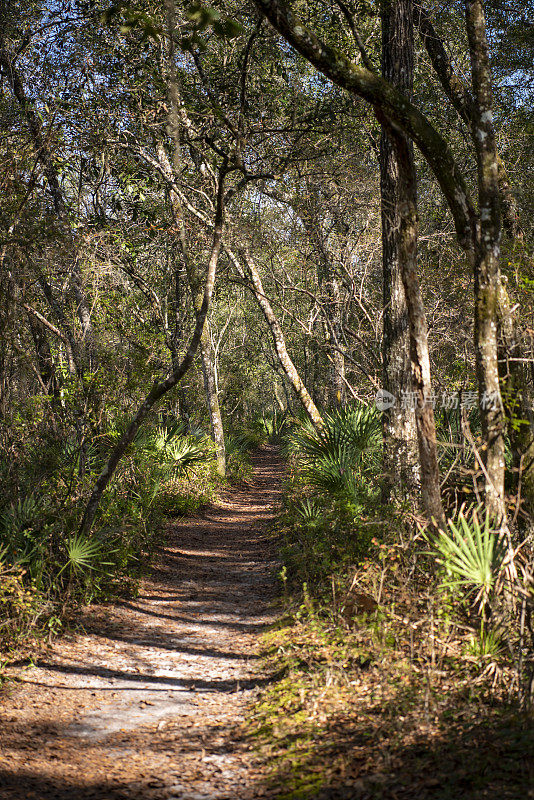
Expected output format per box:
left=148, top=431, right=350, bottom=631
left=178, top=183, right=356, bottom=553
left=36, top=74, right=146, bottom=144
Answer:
left=0, top=446, right=284, bottom=800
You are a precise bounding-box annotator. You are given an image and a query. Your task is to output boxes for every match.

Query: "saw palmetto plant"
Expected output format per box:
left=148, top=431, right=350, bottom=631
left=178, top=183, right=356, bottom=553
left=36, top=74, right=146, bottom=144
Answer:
left=290, top=404, right=381, bottom=499
left=428, top=507, right=507, bottom=614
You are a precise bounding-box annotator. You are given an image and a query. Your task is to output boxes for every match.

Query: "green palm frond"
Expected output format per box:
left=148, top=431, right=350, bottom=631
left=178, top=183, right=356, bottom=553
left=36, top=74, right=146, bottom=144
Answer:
left=428, top=507, right=507, bottom=611
left=290, top=404, right=381, bottom=498
left=62, top=533, right=102, bottom=575
left=165, top=437, right=213, bottom=473
left=295, top=498, right=323, bottom=527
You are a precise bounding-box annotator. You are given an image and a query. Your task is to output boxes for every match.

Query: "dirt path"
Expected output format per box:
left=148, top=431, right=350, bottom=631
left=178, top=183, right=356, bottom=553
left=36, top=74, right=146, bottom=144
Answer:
left=0, top=445, right=284, bottom=800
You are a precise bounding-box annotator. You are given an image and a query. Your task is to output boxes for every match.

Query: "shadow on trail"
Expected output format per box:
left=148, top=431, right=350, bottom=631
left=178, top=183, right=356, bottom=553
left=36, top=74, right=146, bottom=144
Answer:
left=0, top=774, right=143, bottom=800
left=115, top=599, right=269, bottom=632
left=0, top=446, right=285, bottom=800
left=16, top=659, right=271, bottom=692
left=3, top=707, right=531, bottom=800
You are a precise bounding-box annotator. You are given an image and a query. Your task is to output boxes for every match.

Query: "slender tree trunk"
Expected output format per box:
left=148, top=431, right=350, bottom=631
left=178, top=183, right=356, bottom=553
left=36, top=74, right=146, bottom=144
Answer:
left=160, top=1, right=226, bottom=475
left=466, top=0, right=506, bottom=521
left=157, top=142, right=227, bottom=476
left=169, top=246, right=191, bottom=431
left=379, top=0, right=418, bottom=497
left=241, top=250, right=324, bottom=428
left=78, top=166, right=227, bottom=536
left=323, top=274, right=345, bottom=406
left=300, top=197, right=345, bottom=407
left=199, top=334, right=226, bottom=476
left=380, top=0, right=444, bottom=525
left=27, top=312, right=57, bottom=395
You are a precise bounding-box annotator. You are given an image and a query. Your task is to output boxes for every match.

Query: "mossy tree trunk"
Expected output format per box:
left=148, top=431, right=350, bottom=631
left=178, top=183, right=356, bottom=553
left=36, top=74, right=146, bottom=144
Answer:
left=466, top=0, right=506, bottom=521
left=253, top=0, right=505, bottom=521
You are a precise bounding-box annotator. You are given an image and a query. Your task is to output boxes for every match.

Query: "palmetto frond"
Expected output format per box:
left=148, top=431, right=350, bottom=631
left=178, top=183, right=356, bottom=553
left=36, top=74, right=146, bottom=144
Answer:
left=62, top=533, right=103, bottom=575
left=428, top=507, right=507, bottom=611
left=290, top=404, right=381, bottom=498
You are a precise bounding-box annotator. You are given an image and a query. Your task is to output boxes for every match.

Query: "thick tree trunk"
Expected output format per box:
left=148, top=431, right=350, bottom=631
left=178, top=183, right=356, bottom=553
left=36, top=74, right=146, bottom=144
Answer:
left=241, top=250, right=324, bottom=429
left=416, top=1, right=528, bottom=519
left=394, top=131, right=445, bottom=528
left=379, top=0, right=444, bottom=526
left=380, top=0, right=419, bottom=499
left=254, top=0, right=504, bottom=520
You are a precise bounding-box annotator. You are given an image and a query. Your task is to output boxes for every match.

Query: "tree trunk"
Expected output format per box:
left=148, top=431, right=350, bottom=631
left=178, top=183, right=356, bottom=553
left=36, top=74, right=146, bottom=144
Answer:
left=199, top=323, right=226, bottom=476
left=254, top=0, right=504, bottom=520
left=380, top=0, right=419, bottom=499
left=27, top=312, right=58, bottom=395
left=323, top=274, right=345, bottom=406
left=241, top=250, right=324, bottom=429
left=380, top=0, right=444, bottom=526
left=466, top=0, right=506, bottom=521
left=300, top=194, right=345, bottom=407
left=160, top=2, right=226, bottom=475
left=78, top=166, right=227, bottom=536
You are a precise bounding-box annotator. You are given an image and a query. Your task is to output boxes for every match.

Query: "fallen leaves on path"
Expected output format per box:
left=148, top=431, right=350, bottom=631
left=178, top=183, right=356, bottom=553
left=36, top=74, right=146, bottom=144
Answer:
left=0, top=446, right=284, bottom=800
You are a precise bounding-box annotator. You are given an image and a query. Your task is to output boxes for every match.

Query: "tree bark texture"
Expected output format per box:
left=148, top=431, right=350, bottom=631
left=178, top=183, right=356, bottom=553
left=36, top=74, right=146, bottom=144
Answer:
left=380, top=0, right=419, bottom=499
left=466, top=0, right=506, bottom=520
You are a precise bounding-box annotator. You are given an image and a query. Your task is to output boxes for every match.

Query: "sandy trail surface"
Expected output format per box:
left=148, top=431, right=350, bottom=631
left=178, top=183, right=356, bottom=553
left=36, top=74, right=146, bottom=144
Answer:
left=0, top=445, right=284, bottom=800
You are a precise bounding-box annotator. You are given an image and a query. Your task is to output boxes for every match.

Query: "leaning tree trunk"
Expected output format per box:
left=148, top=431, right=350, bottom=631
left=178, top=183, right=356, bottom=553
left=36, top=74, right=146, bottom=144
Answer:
left=241, top=250, right=324, bottom=429
left=78, top=166, right=228, bottom=537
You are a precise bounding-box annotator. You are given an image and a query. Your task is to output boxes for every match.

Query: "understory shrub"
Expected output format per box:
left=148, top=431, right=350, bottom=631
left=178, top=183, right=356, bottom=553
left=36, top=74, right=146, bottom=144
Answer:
left=276, top=401, right=534, bottom=703
left=0, top=414, right=219, bottom=655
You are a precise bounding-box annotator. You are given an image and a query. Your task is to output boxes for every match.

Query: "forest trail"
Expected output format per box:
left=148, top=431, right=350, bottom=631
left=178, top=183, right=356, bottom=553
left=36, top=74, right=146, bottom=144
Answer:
left=0, top=446, right=284, bottom=800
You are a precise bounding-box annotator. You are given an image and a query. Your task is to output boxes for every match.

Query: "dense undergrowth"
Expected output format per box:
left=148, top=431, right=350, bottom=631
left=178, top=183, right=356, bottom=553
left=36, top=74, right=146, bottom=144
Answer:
left=247, top=404, right=534, bottom=799
left=0, top=403, right=263, bottom=673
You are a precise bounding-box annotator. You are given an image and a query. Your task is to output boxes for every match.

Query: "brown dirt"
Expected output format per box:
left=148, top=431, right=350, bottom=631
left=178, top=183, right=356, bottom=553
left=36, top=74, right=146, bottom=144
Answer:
left=0, top=445, right=284, bottom=800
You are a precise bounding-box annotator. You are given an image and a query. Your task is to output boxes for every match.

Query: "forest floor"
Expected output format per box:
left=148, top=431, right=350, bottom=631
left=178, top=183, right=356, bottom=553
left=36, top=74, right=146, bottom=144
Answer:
left=0, top=445, right=284, bottom=800
left=1, top=446, right=534, bottom=800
